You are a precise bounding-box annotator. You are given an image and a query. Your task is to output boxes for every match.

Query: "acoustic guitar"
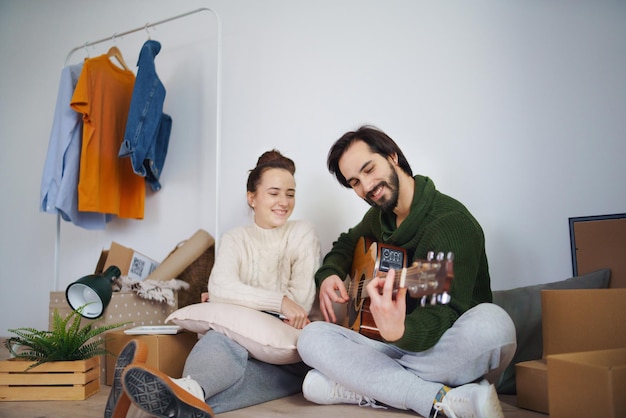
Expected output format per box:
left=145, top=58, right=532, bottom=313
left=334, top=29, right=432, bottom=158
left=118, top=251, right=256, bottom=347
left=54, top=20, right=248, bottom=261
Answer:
left=344, top=237, right=454, bottom=340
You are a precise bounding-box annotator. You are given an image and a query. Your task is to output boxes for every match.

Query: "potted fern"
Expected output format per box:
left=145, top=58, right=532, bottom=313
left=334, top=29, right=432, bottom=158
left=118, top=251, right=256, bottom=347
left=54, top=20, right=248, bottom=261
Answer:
left=0, top=305, right=127, bottom=401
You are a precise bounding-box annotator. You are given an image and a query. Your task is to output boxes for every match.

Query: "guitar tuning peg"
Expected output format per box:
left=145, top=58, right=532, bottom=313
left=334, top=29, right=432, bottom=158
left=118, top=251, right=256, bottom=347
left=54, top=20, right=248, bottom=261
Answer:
left=430, top=294, right=437, bottom=305
left=427, top=251, right=434, bottom=261
left=436, top=252, right=444, bottom=261
left=437, top=291, right=451, bottom=305
left=420, top=295, right=427, bottom=307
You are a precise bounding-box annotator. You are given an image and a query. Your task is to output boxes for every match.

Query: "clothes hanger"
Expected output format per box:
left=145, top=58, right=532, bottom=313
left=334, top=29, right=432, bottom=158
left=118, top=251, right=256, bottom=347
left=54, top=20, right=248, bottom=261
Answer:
left=106, top=34, right=130, bottom=71
left=107, top=46, right=130, bottom=71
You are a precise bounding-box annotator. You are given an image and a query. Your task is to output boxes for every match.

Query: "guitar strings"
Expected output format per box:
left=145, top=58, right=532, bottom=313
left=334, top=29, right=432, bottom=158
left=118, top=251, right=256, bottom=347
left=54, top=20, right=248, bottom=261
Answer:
left=350, top=262, right=443, bottom=292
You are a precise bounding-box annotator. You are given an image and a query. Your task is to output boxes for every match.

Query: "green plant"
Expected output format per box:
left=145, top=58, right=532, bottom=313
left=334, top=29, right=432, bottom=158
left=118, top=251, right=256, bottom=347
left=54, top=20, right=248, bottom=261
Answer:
left=5, top=304, right=128, bottom=370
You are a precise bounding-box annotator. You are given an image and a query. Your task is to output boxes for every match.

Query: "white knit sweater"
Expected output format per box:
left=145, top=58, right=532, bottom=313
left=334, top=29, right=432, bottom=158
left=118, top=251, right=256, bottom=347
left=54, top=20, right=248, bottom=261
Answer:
left=208, top=220, right=320, bottom=313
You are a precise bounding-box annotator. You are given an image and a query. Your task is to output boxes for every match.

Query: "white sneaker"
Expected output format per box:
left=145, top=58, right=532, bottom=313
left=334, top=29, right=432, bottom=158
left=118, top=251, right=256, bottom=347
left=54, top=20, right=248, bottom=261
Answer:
left=302, top=370, right=383, bottom=408
left=433, top=380, right=503, bottom=418
left=172, top=375, right=205, bottom=401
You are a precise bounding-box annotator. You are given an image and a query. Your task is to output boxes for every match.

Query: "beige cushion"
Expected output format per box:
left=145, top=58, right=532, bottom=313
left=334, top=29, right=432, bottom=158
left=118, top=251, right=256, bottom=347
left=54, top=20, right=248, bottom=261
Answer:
left=166, top=302, right=301, bottom=365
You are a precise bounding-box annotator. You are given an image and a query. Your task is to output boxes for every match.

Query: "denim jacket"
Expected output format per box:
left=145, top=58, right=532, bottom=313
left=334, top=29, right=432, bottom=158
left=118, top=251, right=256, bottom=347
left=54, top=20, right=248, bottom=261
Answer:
left=119, top=40, right=172, bottom=191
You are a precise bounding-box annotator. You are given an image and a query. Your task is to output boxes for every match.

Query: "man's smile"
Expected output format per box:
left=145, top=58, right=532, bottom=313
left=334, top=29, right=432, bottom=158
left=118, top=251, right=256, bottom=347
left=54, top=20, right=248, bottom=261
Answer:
left=368, top=183, right=385, bottom=201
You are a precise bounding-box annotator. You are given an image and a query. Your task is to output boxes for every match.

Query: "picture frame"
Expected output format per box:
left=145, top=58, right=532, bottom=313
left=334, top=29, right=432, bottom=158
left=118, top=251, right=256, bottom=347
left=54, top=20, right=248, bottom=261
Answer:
left=569, top=213, right=626, bottom=278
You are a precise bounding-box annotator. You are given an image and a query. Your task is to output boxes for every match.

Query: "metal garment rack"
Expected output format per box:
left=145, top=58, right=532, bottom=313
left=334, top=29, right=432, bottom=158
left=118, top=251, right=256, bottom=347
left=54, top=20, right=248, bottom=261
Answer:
left=55, top=7, right=222, bottom=290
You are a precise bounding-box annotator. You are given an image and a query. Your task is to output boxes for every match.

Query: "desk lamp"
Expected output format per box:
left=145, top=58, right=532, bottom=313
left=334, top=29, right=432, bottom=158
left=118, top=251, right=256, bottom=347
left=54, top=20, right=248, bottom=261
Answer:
left=65, top=265, right=121, bottom=319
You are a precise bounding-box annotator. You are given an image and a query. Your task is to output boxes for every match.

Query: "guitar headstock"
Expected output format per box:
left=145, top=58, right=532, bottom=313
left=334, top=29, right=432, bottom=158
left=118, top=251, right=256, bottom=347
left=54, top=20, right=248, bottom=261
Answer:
left=397, top=251, right=454, bottom=306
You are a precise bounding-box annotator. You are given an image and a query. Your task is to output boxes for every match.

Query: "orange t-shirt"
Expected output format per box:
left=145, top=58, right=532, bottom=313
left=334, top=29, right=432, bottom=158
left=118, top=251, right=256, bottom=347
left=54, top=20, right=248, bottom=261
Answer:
left=71, top=55, right=145, bottom=219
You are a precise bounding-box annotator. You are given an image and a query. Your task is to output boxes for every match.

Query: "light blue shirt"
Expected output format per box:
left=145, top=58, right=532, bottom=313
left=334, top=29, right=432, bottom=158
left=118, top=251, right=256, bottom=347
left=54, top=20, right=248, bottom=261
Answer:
left=40, top=62, right=113, bottom=229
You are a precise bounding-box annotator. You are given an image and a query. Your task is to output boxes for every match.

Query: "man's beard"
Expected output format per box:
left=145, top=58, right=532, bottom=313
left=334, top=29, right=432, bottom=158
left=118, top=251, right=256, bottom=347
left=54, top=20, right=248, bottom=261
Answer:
left=365, top=164, right=400, bottom=213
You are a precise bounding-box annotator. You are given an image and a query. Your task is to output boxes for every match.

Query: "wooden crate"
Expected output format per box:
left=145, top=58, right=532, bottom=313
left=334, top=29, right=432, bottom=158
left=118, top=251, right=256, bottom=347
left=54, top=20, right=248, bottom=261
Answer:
left=0, top=357, right=100, bottom=401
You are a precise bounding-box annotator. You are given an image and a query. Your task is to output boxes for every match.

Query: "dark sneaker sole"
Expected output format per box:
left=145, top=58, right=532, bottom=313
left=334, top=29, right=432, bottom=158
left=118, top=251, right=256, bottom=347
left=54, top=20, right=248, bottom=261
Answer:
left=105, top=339, right=149, bottom=418
left=123, top=365, right=214, bottom=418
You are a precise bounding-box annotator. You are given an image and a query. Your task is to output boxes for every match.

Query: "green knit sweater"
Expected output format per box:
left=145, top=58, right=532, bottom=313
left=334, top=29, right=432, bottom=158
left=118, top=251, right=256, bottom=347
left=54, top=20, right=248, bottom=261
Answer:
left=315, top=175, right=492, bottom=352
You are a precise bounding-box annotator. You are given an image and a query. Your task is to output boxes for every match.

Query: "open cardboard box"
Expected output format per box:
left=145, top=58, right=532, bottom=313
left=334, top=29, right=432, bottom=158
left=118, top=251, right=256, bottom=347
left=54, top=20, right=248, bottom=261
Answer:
left=547, top=348, right=626, bottom=418
left=515, top=288, right=626, bottom=413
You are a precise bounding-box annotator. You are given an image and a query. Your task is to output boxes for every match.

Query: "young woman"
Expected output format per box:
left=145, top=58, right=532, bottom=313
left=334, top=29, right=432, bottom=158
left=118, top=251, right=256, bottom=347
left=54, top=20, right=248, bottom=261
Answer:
left=106, top=150, right=321, bottom=418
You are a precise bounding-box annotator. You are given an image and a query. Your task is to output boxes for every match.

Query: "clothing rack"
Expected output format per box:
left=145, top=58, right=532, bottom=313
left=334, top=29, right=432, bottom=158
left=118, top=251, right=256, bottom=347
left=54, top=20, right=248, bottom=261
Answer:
left=55, top=7, right=222, bottom=290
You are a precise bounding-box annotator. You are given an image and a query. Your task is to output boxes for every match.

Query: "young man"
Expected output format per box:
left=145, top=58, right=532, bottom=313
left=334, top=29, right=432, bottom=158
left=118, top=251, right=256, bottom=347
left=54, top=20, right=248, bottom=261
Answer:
left=297, top=126, right=516, bottom=418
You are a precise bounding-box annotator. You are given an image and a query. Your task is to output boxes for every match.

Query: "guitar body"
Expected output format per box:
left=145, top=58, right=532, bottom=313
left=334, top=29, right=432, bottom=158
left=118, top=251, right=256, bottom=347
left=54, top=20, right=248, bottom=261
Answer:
left=345, top=237, right=454, bottom=340
left=345, top=237, right=407, bottom=339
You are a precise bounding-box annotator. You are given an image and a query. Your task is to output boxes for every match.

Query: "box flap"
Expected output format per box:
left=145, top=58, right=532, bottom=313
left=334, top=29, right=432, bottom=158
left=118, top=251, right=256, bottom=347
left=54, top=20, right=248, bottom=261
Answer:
left=547, top=348, right=626, bottom=368
left=515, top=359, right=547, bottom=372
left=547, top=348, right=626, bottom=418
left=94, top=249, right=109, bottom=274
left=103, top=242, right=134, bottom=275
left=103, top=242, right=159, bottom=281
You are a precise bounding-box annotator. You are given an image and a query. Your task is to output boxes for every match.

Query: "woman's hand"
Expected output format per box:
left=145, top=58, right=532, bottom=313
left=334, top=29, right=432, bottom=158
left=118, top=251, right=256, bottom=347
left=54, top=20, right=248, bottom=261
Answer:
left=280, top=296, right=310, bottom=329
left=366, top=269, right=406, bottom=342
left=319, top=275, right=349, bottom=323
left=201, top=292, right=209, bottom=303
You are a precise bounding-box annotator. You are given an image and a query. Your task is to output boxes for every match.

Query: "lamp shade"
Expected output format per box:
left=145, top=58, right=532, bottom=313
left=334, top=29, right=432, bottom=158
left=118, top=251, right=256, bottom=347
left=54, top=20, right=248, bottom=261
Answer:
left=65, top=265, right=121, bottom=319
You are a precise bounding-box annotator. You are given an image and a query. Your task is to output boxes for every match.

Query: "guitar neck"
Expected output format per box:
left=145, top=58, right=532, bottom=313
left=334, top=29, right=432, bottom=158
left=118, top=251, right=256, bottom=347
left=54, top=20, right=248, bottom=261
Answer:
left=391, top=254, right=453, bottom=299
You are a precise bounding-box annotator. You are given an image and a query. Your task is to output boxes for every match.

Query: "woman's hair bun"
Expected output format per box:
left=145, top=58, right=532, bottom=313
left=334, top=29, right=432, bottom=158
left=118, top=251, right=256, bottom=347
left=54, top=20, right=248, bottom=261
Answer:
left=247, top=149, right=296, bottom=193
left=255, top=149, right=295, bottom=175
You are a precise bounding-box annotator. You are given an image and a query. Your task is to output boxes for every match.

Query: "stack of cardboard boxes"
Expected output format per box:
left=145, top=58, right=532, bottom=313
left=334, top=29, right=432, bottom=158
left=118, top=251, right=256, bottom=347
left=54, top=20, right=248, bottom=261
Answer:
left=516, top=215, right=626, bottom=417
left=49, top=232, right=214, bottom=386
left=515, top=289, right=626, bottom=417
left=49, top=242, right=177, bottom=384
left=100, top=230, right=215, bottom=384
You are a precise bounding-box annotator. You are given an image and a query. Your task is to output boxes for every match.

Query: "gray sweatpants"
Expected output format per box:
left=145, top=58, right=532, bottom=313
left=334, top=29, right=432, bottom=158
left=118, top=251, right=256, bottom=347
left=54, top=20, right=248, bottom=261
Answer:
left=183, top=331, right=310, bottom=413
left=297, top=303, right=516, bottom=417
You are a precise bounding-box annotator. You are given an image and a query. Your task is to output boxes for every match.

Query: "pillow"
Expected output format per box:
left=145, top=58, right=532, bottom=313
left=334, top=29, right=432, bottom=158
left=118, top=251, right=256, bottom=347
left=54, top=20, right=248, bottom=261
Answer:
left=492, top=268, right=610, bottom=394
left=166, top=302, right=301, bottom=365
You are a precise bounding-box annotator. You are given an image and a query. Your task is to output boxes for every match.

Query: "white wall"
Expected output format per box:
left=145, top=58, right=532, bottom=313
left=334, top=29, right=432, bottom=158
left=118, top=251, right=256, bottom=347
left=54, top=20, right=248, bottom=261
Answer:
left=1, top=0, right=625, bottom=335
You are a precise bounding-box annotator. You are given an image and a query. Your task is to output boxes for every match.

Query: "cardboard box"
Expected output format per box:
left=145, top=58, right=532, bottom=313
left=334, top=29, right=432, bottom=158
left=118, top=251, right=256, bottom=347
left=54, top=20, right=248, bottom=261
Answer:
left=49, top=291, right=178, bottom=331
left=49, top=291, right=178, bottom=383
left=515, top=288, right=626, bottom=413
left=547, top=348, right=626, bottom=418
left=97, top=241, right=160, bottom=281
left=542, top=289, right=626, bottom=356
left=515, top=360, right=548, bottom=414
left=105, top=330, right=198, bottom=386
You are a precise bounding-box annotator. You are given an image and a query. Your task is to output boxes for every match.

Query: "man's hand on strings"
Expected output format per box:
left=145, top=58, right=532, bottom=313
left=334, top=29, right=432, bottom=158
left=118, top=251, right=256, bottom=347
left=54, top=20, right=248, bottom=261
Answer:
left=366, top=269, right=407, bottom=342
